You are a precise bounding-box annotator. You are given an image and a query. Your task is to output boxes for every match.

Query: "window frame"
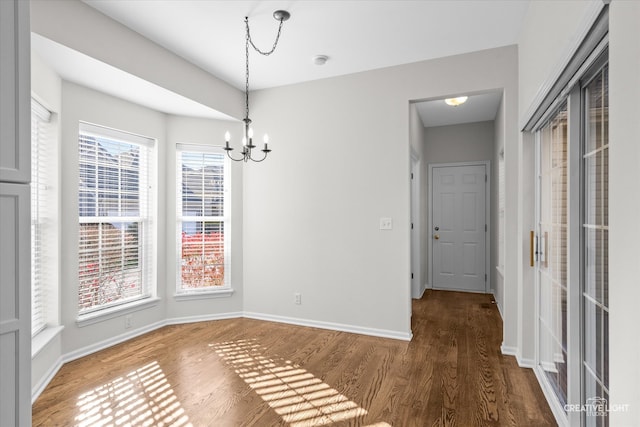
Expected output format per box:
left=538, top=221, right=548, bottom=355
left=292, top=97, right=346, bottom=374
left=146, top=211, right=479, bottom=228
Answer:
left=175, top=143, right=233, bottom=299
left=76, top=122, right=157, bottom=323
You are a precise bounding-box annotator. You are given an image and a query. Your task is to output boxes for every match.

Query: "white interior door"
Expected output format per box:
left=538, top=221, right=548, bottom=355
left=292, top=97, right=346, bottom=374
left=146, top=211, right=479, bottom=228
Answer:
left=432, top=164, right=486, bottom=292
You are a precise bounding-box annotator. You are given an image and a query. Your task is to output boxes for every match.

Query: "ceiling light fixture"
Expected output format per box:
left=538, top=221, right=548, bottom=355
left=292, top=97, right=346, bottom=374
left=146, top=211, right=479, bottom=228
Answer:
left=444, top=96, right=468, bottom=107
left=224, top=10, right=291, bottom=162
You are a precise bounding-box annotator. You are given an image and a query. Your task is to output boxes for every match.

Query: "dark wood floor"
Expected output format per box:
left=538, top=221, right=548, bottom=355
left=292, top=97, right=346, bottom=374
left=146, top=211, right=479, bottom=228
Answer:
left=33, top=290, right=556, bottom=426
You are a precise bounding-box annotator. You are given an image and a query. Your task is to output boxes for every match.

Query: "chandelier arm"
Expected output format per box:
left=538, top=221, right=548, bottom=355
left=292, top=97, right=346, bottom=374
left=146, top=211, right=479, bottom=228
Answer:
left=225, top=150, right=247, bottom=162
left=247, top=150, right=269, bottom=162
left=245, top=16, right=285, bottom=56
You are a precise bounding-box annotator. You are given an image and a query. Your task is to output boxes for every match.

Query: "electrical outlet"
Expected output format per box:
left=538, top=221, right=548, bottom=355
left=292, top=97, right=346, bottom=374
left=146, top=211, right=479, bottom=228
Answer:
left=125, top=315, right=132, bottom=329
left=379, top=217, right=393, bottom=230
left=294, top=293, right=302, bottom=305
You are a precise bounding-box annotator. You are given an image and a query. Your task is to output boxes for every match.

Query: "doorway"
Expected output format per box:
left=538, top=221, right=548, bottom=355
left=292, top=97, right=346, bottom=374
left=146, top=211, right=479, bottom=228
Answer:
left=410, top=153, right=422, bottom=298
left=429, top=162, right=489, bottom=293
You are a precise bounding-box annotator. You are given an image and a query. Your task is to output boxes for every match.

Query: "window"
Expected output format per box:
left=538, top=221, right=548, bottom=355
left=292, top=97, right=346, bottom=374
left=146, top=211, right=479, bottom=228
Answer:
left=31, top=99, right=53, bottom=336
left=176, top=144, right=230, bottom=294
left=78, top=123, right=155, bottom=314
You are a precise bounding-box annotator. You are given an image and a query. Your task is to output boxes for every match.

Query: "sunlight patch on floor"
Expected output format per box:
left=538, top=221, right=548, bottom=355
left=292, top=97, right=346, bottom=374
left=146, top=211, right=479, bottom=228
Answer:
left=210, top=339, right=368, bottom=426
left=74, top=360, right=192, bottom=427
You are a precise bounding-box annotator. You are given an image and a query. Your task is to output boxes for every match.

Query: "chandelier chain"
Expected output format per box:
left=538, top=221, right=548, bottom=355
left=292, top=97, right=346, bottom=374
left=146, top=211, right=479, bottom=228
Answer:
left=244, top=16, right=285, bottom=120
left=245, top=21, right=250, bottom=120
left=225, top=13, right=287, bottom=163
left=245, top=16, right=285, bottom=57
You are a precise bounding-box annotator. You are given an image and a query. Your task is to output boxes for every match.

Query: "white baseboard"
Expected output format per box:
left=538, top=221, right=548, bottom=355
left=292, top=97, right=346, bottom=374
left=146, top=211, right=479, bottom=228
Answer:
left=516, top=354, right=535, bottom=368
left=32, top=310, right=411, bottom=402
left=31, top=356, right=64, bottom=404
left=62, top=320, right=166, bottom=365
left=419, top=285, right=428, bottom=298
left=244, top=311, right=413, bottom=341
left=412, top=285, right=428, bottom=299
left=501, top=344, right=518, bottom=356
left=540, top=360, right=559, bottom=373
left=165, top=311, right=242, bottom=326
left=488, top=289, right=504, bottom=319
left=500, top=344, right=535, bottom=368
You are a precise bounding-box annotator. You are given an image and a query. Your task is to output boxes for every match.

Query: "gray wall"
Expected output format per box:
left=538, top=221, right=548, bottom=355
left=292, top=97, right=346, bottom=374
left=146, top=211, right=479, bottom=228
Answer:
left=244, top=43, right=518, bottom=338
left=424, top=120, right=495, bottom=163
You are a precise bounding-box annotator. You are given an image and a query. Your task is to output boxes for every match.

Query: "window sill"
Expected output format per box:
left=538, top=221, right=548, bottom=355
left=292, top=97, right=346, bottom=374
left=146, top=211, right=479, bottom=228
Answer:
left=174, top=288, right=234, bottom=301
left=32, top=325, right=64, bottom=358
left=76, top=297, right=161, bottom=328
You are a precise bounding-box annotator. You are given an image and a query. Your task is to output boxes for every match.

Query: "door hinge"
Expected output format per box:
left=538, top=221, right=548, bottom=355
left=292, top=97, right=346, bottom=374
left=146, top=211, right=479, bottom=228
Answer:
left=485, top=224, right=487, bottom=232
left=485, top=274, right=487, bottom=282
left=485, top=174, right=487, bottom=182
left=411, top=273, right=414, bottom=279
left=411, top=222, right=414, bottom=230
left=411, top=173, right=414, bottom=179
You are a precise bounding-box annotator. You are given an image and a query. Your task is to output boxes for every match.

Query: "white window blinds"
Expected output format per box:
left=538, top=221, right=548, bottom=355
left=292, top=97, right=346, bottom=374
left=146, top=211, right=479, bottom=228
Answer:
left=31, top=99, right=53, bottom=336
left=176, top=144, right=230, bottom=292
left=78, top=122, right=155, bottom=313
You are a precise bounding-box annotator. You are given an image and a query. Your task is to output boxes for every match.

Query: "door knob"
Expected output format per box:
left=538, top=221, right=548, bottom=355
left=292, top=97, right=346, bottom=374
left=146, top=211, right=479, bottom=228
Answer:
left=434, top=234, right=440, bottom=240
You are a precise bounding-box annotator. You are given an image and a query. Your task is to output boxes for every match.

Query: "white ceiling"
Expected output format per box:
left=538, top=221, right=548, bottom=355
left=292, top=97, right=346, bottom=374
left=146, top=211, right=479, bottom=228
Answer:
left=416, top=92, right=503, bottom=128
left=32, top=33, right=233, bottom=120
left=36, top=1, right=529, bottom=125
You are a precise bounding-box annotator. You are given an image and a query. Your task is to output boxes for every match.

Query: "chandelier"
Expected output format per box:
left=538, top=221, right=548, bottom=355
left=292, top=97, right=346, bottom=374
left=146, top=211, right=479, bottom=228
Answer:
left=224, top=10, right=291, bottom=162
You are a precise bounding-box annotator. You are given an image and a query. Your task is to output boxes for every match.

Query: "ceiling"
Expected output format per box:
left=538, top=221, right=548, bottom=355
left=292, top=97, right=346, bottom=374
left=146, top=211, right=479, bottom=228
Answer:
left=415, top=92, right=503, bottom=128
left=37, top=1, right=530, bottom=125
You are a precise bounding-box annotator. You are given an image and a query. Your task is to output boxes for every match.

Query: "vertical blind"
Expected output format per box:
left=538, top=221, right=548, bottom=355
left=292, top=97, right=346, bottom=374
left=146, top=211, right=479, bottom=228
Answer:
left=176, top=144, right=229, bottom=291
left=78, top=122, right=155, bottom=313
left=31, top=99, right=52, bottom=336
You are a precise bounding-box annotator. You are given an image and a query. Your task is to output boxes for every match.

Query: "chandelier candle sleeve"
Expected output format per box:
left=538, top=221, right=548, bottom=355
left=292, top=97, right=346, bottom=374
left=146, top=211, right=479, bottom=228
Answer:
left=224, top=131, right=231, bottom=150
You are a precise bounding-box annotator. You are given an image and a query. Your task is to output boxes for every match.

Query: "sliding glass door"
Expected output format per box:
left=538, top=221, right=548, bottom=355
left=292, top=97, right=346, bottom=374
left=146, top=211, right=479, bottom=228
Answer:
left=537, top=101, right=569, bottom=409
left=582, top=63, right=609, bottom=427
left=533, top=55, right=609, bottom=427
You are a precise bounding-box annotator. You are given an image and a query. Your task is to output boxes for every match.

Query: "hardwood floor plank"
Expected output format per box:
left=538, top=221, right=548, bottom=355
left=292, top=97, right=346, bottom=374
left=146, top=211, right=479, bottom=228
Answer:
left=33, top=291, right=556, bottom=426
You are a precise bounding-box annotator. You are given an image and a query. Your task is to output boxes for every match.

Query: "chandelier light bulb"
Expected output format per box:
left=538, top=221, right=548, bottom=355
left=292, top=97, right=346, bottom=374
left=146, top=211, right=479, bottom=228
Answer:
left=263, top=134, right=269, bottom=144
left=248, top=128, right=254, bottom=139
left=224, top=131, right=230, bottom=142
